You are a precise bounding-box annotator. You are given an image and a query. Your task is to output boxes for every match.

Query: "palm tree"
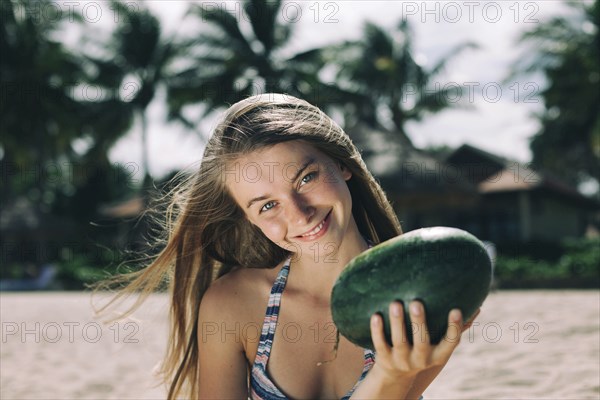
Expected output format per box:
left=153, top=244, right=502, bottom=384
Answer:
left=0, top=0, right=139, bottom=278
left=167, top=0, right=345, bottom=121
left=0, top=0, right=87, bottom=203
left=166, top=1, right=475, bottom=151
left=512, top=0, right=599, bottom=190
left=327, top=20, right=477, bottom=147
left=83, top=0, right=194, bottom=187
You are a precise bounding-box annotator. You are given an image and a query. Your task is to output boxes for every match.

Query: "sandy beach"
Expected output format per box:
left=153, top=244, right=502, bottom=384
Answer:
left=1, top=290, right=599, bottom=399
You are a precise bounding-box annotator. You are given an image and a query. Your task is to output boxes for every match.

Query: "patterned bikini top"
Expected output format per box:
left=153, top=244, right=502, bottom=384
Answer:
left=249, top=255, right=376, bottom=399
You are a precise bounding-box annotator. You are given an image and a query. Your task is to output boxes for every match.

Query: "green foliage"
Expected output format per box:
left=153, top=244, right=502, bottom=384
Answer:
left=325, top=20, right=477, bottom=144
left=514, top=1, right=600, bottom=190
left=0, top=0, right=140, bottom=219
left=0, top=263, right=30, bottom=280
left=55, top=247, right=139, bottom=290
left=82, top=0, right=195, bottom=186
left=494, top=237, right=600, bottom=287
left=168, top=0, right=345, bottom=120
left=1, top=0, right=87, bottom=203
left=559, top=237, right=600, bottom=278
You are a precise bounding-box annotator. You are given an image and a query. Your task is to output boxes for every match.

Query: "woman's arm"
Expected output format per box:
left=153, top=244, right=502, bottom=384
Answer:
left=197, top=282, right=249, bottom=399
left=350, top=301, right=480, bottom=399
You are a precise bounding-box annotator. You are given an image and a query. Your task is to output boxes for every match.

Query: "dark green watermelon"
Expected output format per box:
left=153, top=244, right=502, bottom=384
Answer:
left=331, top=227, right=492, bottom=349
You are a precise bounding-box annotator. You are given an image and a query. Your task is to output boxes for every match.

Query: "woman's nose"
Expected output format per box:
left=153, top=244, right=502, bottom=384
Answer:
left=286, top=195, right=315, bottom=226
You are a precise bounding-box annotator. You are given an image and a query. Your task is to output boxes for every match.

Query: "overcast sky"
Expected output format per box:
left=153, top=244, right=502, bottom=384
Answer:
left=74, top=0, right=579, bottom=179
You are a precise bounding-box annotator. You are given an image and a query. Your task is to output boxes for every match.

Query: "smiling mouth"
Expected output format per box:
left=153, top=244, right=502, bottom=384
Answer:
left=296, top=209, right=332, bottom=238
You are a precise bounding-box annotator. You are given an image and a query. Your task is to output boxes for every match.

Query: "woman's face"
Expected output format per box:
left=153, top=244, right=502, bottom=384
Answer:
left=225, top=140, right=354, bottom=259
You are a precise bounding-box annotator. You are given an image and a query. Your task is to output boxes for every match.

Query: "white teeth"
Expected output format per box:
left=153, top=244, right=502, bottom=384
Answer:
left=302, top=218, right=326, bottom=237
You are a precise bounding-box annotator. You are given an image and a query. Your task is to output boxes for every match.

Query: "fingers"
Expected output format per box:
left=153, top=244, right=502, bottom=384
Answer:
left=389, top=301, right=410, bottom=357
left=435, top=308, right=465, bottom=359
left=372, top=302, right=474, bottom=363
left=372, top=304, right=481, bottom=371
left=370, top=301, right=415, bottom=354
left=409, top=301, right=431, bottom=347
left=370, top=313, right=391, bottom=353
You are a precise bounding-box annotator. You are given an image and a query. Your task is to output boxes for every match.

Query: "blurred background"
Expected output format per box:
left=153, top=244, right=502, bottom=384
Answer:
left=1, top=1, right=599, bottom=399
left=1, top=0, right=598, bottom=290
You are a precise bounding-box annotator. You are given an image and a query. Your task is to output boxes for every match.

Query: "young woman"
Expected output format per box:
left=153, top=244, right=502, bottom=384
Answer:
left=101, top=93, right=478, bottom=399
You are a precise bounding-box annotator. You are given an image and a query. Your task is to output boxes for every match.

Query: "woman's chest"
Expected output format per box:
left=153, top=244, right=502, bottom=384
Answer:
left=245, top=292, right=368, bottom=399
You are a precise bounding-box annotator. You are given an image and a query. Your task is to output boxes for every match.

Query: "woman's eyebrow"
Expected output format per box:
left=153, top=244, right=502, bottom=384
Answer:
left=247, top=194, right=269, bottom=209
left=289, top=157, right=316, bottom=183
left=245, top=157, right=316, bottom=209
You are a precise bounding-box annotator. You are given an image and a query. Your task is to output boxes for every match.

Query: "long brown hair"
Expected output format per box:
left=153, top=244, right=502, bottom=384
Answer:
left=95, top=93, right=402, bottom=399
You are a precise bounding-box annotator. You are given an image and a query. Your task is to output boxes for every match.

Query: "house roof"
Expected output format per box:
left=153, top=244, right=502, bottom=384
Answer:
left=346, top=123, right=478, bottom=196
left=445, top=143, right=507, bottom=170
left=448, top=144, right=600, bottom=209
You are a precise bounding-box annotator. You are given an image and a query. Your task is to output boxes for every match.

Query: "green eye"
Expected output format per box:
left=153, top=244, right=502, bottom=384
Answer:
left=260, top=201, right=276, bottom=213
left=301, top=171, right=317, bottom=184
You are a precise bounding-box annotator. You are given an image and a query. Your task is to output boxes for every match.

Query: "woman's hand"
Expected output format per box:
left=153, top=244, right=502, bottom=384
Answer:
left=369, top=301, right=480, bottom=384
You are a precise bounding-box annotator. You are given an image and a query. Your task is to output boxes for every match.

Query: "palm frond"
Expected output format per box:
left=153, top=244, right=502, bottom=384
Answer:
left=189, top=3, right=256, bottom=60
left=244, top=0, right=281, bottom=55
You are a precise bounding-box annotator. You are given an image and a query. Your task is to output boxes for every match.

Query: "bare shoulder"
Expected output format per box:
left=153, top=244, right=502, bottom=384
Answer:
left=199, top=263, right=281, bottom=323
left=197, top=265, right=280, bottom=397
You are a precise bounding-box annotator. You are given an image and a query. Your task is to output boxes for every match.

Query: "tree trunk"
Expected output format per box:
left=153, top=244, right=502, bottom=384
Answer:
left=139, top=109, right=152, bottom=188
left=390, top=103, right=414, bottom=149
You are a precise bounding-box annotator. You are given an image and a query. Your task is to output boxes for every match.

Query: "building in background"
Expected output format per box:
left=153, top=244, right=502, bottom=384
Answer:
left=355, top=126, right=599, bottom=245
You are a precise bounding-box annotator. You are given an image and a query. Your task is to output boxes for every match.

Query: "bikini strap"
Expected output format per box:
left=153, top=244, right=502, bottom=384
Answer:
left=254, top=257, right=291, bottom=365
